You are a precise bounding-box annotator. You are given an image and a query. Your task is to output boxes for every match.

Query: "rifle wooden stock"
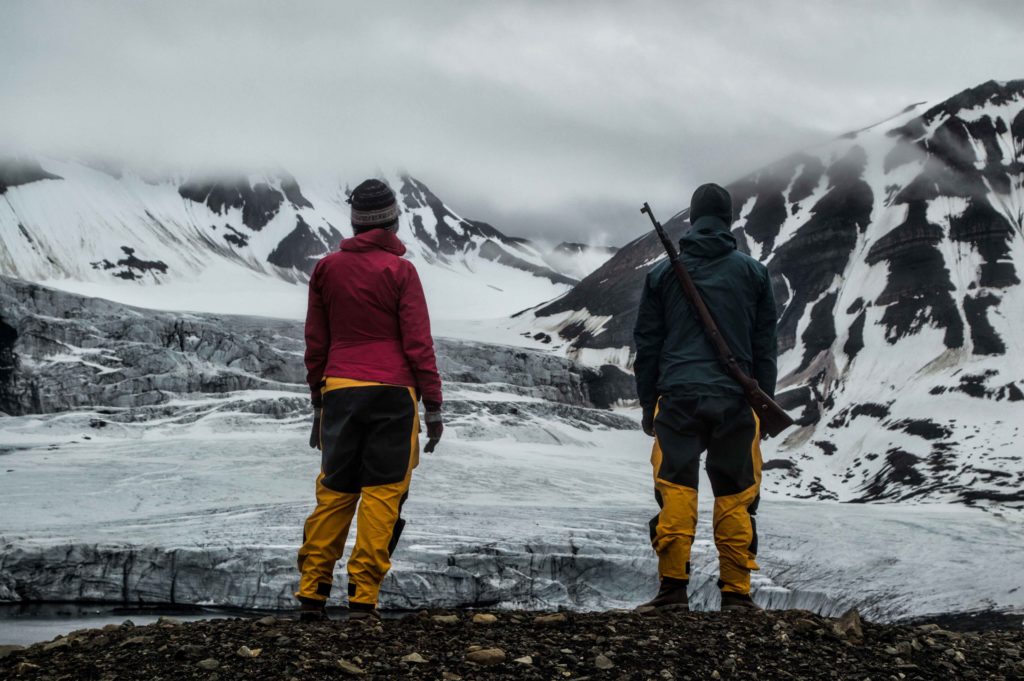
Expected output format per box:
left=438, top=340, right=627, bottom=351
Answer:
left=640, top=202, right=794, bottom=439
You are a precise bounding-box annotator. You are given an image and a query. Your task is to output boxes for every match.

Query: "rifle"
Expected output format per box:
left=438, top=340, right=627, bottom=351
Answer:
left=640, top=202, right=793, bottom=439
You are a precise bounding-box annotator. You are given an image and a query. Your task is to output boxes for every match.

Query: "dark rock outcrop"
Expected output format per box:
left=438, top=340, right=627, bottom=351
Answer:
left=179, top=178, right=284, bottom=231
left=90, top=247, right=169, bottom=281
left=0, top=158, right=61, bottom=194
left=267, top=216, right=341, bottom=274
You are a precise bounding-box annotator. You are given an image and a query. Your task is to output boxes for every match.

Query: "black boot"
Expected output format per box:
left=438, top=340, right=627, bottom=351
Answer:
left=347, top=601, right=381, bottom=621
left=720, top=591, right=761, bottom=612
left=637, top=577, right=689, bottom=611
left=297, top=597, right=329, bottom=622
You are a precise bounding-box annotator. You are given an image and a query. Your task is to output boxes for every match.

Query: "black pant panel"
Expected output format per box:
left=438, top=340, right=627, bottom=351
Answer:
left=704, top=400, right=759, bottom=497
left=321, top=385, right=416, bottom=493
left=652, top=396, right=705, bottom=488
left=654, top=393, right=757, bottom=495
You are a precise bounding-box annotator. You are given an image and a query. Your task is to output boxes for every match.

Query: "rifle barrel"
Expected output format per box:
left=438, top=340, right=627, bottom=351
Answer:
left=639, top=200, right=794, bottom=438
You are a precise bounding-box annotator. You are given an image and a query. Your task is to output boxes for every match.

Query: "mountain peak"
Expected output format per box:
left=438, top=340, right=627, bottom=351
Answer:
left=526, top=78, right=1024, bottom=507
left=0, top=161, right=596, bottom=319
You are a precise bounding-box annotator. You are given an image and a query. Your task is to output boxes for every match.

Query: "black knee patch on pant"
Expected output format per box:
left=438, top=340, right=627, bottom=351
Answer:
left=388, top=518, right=406, bottom=556
left=387, top=491, right=409, bottom=556
left=648, top=489, right=663, bottom=543
left=298, top=530, right=308, bottom=572
left=316, top=582, right=332, bottom=597
left=348, top=582, right=356, bottom=597
left=749, top=493, right=760, bottom=556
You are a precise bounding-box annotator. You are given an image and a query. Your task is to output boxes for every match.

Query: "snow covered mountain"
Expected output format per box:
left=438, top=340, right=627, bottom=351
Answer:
left=528, top=79, right=1024, bottom=507
left=3, top=81, right=1022, bottom=511
left=0, top=163, right=577, bottom=320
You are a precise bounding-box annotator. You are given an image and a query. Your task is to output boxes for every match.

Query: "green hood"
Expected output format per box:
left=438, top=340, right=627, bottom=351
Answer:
left=679, top=216, right=736, bottom=259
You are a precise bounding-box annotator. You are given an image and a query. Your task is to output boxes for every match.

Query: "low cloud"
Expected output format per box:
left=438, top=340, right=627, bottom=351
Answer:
left=2, top=0, right=1022, bottom=243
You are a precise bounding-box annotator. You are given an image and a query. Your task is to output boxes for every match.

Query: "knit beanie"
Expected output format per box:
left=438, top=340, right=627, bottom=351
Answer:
left=689, top=183, right=733, bottom=225
left=348, top=179, right=400, bottom=232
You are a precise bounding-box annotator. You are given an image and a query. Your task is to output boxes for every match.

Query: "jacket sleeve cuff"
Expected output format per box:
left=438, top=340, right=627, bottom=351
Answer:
left=310, top=389, right=323, bottom=408
left=423, top=400, right=442, bottom=413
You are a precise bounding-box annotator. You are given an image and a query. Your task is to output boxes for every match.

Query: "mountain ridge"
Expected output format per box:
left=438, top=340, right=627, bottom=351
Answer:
left=528, top=78, right=1024, bottom=506
left=0, top=164, right=603, bottom=320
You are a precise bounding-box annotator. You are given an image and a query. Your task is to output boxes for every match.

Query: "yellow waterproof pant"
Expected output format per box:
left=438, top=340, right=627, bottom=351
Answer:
left=649, top=394, right=762, bottom=594
left=296, top=378, right=419, bottom=607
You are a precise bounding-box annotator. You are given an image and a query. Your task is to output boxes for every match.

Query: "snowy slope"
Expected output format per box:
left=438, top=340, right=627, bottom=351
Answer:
left=525, top=80, right=1024, bottom=506
left=0, top=165, right=576, bottom=320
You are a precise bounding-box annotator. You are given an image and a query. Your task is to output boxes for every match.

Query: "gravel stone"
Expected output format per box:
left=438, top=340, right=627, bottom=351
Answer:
left=466, top=647, right=507, bottom=666
left=42, top=638, right=69, bottom=652
left=0, top=645, right=25, bottom=659
left=1, top=608, right=1021, bottom=680
left=833, top=608, right=864, bottom=642
left=337, top=658, right=365, bottom=675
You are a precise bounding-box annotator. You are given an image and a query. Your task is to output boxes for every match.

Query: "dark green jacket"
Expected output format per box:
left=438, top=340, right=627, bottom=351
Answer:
left=633, top=216, right=778, bottom=409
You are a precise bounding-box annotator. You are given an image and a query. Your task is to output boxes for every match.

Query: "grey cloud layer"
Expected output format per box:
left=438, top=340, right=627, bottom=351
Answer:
left=2, top=0, right=1022, bottom=243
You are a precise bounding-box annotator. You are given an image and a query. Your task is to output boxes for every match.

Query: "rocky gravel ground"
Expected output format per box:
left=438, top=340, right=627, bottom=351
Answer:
left=1, top=608, right=1022, bottom=680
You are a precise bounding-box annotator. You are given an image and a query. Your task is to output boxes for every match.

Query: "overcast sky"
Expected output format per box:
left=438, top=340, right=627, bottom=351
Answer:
left=2, top=1, right=1022, bottom=245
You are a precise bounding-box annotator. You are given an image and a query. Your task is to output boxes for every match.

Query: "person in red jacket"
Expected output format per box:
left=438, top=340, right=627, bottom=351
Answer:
left=296, top=179, right=443, bottom=621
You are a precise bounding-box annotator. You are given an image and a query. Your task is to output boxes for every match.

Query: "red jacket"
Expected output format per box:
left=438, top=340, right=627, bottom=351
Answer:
left=304, top=229, right=443, bottom=406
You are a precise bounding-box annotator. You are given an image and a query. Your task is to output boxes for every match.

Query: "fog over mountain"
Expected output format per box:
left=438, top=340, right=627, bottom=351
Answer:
left=2, top=1, right=1023, bottom=242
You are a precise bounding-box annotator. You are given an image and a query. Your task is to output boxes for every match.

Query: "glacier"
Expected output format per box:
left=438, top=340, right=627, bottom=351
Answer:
left=1, top=271, right=1023, bottom=624
left=2, top=426, right=1022, bottom=623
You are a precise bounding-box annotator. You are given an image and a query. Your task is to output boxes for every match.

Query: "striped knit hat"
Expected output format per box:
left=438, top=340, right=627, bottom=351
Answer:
left=348, top=179, right=400, bottom=232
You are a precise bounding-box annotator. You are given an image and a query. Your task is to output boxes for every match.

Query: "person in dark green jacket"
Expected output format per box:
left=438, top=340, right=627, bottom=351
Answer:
left=634, top=182, right=778, bottom=612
